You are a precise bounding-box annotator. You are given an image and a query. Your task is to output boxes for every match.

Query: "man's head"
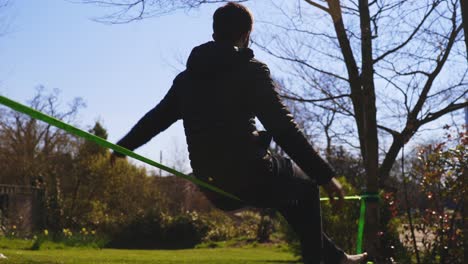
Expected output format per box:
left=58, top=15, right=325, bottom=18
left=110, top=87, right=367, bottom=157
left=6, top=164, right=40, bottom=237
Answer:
left=212, top=2, right=253, bottom=48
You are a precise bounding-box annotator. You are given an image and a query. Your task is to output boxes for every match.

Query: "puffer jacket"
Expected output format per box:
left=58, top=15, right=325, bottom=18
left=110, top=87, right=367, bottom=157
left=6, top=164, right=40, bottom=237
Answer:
left=116, top=41, right=334, bottom=202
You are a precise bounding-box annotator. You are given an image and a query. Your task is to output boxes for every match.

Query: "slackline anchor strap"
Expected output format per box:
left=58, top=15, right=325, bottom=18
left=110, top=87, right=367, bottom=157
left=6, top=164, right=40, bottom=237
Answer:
left=357, top=192, right=380, bottom=254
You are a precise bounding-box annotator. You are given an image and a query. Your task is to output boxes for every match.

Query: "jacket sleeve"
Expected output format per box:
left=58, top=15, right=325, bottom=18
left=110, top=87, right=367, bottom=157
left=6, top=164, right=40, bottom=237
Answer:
left=249, top=63, right=335, bottom=185
left=115, top=75, right=182, bottom=155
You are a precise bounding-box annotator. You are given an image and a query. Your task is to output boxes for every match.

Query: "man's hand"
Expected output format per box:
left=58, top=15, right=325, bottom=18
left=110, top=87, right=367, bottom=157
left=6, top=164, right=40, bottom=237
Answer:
left=323, top=177, right=345, bottom=209
left=110, top=151, right=126, bottom=167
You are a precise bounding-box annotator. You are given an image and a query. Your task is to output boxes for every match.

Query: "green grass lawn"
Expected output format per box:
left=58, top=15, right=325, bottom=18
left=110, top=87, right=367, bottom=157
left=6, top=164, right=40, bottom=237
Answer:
left=0, top=247, right=299, bottom=264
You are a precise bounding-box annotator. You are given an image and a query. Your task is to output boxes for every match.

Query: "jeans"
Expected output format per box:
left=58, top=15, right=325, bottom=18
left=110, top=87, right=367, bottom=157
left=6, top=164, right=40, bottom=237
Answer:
left=197, top=154, right=345, bottom=264
left=271, top=155, right=345, bottom=264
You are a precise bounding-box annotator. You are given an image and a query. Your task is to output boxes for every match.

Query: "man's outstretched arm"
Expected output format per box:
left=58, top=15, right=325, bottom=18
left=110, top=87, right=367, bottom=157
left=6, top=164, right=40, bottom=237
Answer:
left=113, top=75, right=182, bottom=156
left=249, top=63, right=335, bottom=185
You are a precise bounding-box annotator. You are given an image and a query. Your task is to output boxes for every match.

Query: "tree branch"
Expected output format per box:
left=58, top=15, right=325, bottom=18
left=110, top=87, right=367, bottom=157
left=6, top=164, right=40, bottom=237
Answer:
left=373, top=1, right=440, bottom=64
left=380, top=98, right=467, bottom=186
left=303, top=0, right=330, bottom=13
left=252, top=39, right=350, bottom=82
left=420, top=101, right=468, bottom=126
left=407, top=23, right=463, bottom=125
left=377, top=125, right=400, bottom=137
left=281, top=93, right=350, bottom=103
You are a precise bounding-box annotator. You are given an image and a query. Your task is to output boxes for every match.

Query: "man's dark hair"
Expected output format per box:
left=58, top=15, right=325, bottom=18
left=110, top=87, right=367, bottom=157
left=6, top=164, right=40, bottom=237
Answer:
left=213, top=2, right=253, bottom=44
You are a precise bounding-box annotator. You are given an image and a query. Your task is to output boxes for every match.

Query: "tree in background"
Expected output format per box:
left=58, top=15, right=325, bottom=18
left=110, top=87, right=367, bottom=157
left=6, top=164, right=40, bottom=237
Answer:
left=79, top=121, right=109, bottom=157
left=0, top=87, right=84, bottom=185
left=67, top=121, right=110, bottom=220
left=0, top=88, right=84, bottom=233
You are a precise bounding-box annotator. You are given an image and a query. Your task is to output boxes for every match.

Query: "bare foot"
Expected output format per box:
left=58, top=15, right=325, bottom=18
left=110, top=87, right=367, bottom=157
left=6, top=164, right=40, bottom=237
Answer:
left=341, top=252, right=368, bottom=264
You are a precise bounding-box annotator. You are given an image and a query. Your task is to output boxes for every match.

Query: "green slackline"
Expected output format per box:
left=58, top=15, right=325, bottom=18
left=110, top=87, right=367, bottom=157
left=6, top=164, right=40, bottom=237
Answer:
left=0, top=95, right=240, bottom=201
left=319, top=195, right=361, bottom=201
left=0, top=95, right=379, bottom=257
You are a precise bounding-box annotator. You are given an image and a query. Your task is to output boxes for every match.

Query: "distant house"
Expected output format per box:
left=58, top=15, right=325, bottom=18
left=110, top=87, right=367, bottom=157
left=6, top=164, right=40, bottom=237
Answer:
left=0, top=184, right=44, bottom=235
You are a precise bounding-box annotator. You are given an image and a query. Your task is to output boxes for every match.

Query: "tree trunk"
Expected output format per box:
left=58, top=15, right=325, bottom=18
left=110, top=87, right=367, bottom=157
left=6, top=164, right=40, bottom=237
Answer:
left=328, top=0, right=381, bottom=258
left=461, top=0, right=468, bottom=58
left=358, top=0, right=381, bottom=260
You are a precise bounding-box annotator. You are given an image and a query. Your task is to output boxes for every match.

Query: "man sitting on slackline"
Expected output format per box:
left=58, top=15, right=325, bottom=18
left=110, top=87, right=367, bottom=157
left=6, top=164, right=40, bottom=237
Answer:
left=112, top=2, right=368, bottom=264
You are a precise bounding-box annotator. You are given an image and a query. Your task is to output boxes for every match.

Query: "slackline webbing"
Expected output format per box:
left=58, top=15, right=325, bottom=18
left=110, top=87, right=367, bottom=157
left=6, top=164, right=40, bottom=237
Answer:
left=0, top=95, right=379, bottom=255
left=0, top=95, right=241, bottom=201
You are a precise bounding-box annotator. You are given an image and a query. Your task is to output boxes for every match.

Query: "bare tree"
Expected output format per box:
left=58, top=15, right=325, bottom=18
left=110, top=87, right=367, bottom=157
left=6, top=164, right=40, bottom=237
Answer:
left=0, top=87, right=85, bottom=185
left=0, top=87, right=85, bottom=232
left=251, top=1, right=466, bottom=259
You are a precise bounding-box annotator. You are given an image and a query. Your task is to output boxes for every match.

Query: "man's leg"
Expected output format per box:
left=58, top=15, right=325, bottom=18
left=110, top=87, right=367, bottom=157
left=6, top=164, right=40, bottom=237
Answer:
left=278, top=193, right=323, bottom=264
left=272, top=156, right=345, bottom=264
left=278, top=189, right=345, bottom=263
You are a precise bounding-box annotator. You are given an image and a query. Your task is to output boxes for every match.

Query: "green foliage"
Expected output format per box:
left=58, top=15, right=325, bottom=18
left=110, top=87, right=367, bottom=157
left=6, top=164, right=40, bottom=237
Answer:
left=202, top=210, right=238, bottom=242
left=0, top=229, right=106, bottom=251
left=235, top=211, right=264, bottom=240
left=321, top=176, right=361, bottom=252
left=78, top=121, right=109, bottom=157
left=28, top=227, right=107, bottom=250
left=200, top=209, right=278, bottom=244
left=0, top=236, right=33, bottom=250
left=62, top=153, right=163, bottom=232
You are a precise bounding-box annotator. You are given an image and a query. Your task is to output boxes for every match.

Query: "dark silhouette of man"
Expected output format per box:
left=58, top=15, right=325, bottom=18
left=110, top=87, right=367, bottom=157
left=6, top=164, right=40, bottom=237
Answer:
left=112, top=3, right=367, bottom=264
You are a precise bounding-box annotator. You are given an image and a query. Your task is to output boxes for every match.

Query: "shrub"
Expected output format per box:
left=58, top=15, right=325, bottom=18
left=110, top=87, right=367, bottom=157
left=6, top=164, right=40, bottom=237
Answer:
left=404, top=131, right=466, bottom=264
left=106, top=209, right=165, bottom=249
left=106, top=210, right=209, bottom=249
left=379, top=193, right=411, bottom=263
left=164, top=211, right=208, bottom=248
left=201, top=210, right=237, bottom=242
left=235, top=210, right=263, bottom=240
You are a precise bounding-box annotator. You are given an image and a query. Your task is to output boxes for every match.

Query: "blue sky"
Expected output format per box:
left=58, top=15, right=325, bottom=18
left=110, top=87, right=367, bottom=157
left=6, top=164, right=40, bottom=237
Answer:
left=0, top=0, right=270, bottom=173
